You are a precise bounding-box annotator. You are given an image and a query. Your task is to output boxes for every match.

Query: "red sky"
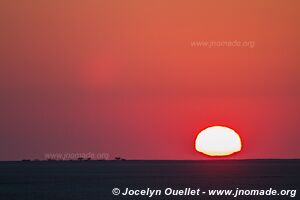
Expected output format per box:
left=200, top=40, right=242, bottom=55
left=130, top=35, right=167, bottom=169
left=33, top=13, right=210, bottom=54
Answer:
left=0, top=1, right=299, bottom=160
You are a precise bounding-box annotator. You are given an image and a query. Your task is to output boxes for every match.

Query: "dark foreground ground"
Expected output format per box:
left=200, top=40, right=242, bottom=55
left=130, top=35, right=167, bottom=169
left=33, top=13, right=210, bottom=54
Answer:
left=0, top=160, right=299, bottom=200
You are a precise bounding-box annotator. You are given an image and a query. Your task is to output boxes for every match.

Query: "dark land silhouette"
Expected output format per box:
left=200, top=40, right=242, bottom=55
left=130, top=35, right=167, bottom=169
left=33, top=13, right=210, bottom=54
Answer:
left=0, top=159, right=299, bottom=200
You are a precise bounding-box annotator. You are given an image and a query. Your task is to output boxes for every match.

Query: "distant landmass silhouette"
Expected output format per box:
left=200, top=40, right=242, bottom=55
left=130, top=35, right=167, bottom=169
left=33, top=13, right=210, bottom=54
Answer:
left=0, top=159, right=299, bottom=199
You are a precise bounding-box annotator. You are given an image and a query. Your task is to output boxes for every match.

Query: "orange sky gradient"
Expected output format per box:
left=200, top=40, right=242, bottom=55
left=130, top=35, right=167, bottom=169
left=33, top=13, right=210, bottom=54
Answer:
left=0, top=1, right=299, bottom=160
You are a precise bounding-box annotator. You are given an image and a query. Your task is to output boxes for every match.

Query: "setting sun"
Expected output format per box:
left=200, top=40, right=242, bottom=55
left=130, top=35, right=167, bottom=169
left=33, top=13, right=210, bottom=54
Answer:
left=195, top=126, right=242, bottom=156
